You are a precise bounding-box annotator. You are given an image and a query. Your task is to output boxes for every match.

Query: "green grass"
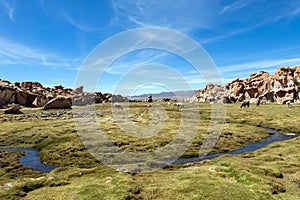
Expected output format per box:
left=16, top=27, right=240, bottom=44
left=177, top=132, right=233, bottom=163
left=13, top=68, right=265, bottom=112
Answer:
left=0, top=102, right=299, bottom=199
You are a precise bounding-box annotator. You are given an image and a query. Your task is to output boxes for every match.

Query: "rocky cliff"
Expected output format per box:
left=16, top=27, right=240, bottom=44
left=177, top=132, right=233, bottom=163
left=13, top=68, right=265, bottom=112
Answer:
left=0, top=80, right=127, bottom=108
left=195, top=66, right=300, bottom=104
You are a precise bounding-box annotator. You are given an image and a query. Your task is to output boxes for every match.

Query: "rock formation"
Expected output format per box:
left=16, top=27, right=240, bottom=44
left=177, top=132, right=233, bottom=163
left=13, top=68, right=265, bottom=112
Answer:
left=0, top=79, right=128, bottom=109
left=195, top=66, right=300, bottom=104
left=1, top=66, right=298, bottom=107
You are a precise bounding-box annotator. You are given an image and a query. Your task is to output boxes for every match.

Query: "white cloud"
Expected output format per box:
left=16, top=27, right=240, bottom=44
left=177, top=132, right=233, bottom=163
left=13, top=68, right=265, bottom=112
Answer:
left=110, top=0, right=221, bottom=32
left=220, top=0, right=251, bottom=14
left=0, top=37, right=80, bottom=69
left=220, top=57, right=300, bottom=73
left=64, top=14, right=101, bottom=32
left=110, top=0, right=300, bottom=45
left=1, top=0, right=15, bottom=21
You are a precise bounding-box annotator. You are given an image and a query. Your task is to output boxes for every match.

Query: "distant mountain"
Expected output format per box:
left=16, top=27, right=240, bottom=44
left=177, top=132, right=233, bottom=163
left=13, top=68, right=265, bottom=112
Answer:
left=128, top=90, right=196, bottom=99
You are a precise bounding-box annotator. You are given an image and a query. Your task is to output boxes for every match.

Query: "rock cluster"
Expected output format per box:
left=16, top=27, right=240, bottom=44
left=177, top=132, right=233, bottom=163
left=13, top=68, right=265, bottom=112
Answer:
left=0, top=80, right=127, bottom=109
left=195, top=66, right=300, bottom=104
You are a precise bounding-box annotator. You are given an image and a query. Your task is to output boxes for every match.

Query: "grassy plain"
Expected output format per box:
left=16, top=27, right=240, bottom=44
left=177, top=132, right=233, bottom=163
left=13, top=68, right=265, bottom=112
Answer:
left=0, top=102, right=299, bottom=199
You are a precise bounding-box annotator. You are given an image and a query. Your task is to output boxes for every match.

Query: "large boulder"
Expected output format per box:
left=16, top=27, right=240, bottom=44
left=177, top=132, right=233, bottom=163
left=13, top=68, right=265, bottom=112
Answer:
left=112, top=94, right=128, bottom=103
left=4, top=104, right=23, bottom=114
left=0, top=87, right=15, bottom=104
left=15, top=91, right=39, bottom=107
left=43, top=97, right=72, bottom=110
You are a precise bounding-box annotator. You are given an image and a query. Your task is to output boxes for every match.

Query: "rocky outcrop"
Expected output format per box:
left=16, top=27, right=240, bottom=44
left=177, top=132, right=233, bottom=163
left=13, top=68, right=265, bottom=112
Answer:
left=195, top=84, right=228, bottom=103
left=195, top=66, right=300, bottom=104
left=0, top=79, right=127, bottom=109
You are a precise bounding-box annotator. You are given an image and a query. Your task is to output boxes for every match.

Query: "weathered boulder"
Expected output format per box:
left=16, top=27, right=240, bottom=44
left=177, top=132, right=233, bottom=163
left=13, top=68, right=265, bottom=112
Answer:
left=4, top=104, right=23, bottom=114
left=43, top=97, right=72, bottom=110
left=0, top=87, right=15, bottom=104
left=15, top=91, right=39, bottom=107
left=112, top=95, right=127, bottom=103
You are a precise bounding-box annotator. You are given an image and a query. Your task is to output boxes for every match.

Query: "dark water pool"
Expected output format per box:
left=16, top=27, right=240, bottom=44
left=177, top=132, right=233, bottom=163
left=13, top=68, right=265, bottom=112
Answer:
left=1, top=129, right=298, bottom=172
left=1, top=147, right=58, bottom=173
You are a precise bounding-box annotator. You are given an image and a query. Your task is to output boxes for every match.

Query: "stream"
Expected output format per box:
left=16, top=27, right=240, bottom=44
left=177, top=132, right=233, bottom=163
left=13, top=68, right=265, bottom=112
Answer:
left=1, top=128, right=298, bottom=173
left=170, top=128, right=298, bottom=165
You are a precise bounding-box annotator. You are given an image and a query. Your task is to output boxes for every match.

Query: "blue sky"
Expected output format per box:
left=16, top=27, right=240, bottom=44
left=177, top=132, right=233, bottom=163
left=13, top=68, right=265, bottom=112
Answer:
left=1, top=0, right=300, bottom=95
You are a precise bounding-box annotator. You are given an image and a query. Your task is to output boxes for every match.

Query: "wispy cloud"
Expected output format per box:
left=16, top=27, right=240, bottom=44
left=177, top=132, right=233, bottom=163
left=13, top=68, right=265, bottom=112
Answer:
left=0, top=37, right=80, bottom=69
left=220, top=0, right=251, bottom=14
left=219, top=57, right=300, bottom=74
left=110, top=0, right=221, bottom=32
left=1, top=0, right=15, bottom=21
left=111, top=0, right=300, bottom=44
left=64, top=14, right=101, bottom=32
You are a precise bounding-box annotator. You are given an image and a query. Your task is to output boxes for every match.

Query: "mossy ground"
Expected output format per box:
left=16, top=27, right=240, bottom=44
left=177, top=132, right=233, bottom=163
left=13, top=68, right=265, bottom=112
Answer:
left=0, top=102, right=299, bottom=199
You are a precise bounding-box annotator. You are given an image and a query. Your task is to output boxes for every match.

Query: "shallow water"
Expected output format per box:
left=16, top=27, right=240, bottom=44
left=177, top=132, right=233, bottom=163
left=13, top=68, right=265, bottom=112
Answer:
left=1, top=128, right=298, bottom=172
left=1, top=147, right=58, bottom=173
left=170, top=128, right=298, bottom=165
